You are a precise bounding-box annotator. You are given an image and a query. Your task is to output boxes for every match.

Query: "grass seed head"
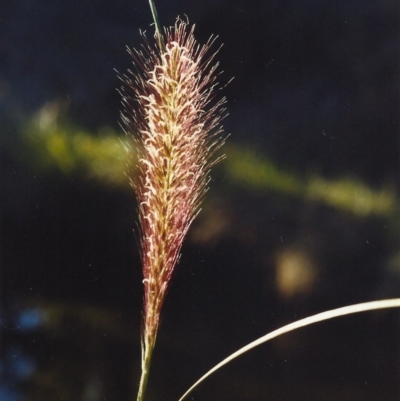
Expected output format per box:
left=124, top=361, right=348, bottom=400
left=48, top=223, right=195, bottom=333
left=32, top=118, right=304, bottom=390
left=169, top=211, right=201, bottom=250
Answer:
left=118, top=17, right=227, bottom=388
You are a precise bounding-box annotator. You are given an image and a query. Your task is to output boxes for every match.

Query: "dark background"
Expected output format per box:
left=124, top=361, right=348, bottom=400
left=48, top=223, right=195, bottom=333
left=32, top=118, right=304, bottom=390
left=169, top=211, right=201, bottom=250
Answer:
left=1, top=0, right=399, bottom=400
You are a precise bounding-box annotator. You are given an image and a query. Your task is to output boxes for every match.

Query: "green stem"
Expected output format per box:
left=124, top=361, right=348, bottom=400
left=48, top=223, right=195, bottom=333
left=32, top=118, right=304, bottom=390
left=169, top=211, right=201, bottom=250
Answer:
left=136, top=341, right=154, bottom=401
left=148, top=0, right=165, bottom=52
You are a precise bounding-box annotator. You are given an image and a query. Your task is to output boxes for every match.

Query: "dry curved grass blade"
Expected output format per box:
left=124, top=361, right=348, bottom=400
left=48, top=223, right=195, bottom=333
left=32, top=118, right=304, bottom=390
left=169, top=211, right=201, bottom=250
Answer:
left=178, top=298, right=400, bottom=401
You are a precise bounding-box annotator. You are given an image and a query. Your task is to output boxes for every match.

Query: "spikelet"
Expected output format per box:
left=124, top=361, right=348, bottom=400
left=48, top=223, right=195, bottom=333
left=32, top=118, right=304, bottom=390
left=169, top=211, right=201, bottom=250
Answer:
left=118, top=17, right=226, bottom=401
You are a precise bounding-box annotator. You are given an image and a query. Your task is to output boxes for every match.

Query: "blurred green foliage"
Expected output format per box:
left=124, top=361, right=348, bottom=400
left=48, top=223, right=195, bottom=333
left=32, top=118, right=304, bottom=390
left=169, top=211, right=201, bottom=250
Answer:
left=22, top=103, right=398, bottom=219
left=225, top=145, right=397, bottom=217
left=22, top=102, right=132, bottom=186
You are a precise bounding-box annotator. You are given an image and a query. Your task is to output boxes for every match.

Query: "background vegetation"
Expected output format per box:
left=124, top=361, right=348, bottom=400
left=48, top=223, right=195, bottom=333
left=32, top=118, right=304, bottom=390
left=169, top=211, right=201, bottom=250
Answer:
left=1, top=0, right=399, bottom=400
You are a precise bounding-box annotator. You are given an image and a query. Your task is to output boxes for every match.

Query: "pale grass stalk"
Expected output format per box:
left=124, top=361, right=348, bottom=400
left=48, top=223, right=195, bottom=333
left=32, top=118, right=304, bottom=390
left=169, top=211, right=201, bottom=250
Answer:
left=178, top=298, right=400, bottom=400
left=118, top=17, right=226, bottom=401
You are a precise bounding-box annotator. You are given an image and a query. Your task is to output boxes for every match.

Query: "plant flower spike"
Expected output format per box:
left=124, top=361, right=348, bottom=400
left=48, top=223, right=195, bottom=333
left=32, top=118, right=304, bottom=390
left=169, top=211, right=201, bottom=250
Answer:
left=118, top=4, right=226, bottom=400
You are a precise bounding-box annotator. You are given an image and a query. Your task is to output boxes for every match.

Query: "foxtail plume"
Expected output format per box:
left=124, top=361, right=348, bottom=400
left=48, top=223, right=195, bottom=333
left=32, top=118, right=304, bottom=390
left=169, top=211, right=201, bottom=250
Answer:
left=118, top=17, right=227, bottom=401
